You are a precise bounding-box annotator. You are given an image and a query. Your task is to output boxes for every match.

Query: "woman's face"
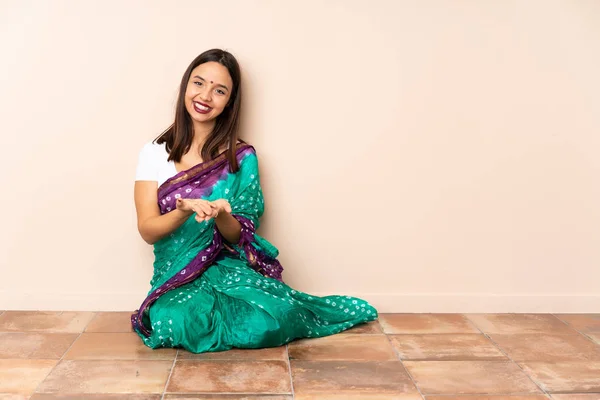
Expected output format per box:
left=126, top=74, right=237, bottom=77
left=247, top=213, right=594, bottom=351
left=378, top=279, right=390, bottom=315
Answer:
left=184, top=61, right=233, bottom=124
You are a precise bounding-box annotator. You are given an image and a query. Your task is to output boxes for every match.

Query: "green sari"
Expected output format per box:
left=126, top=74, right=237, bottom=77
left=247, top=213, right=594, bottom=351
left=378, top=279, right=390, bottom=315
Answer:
left=132, top=144, right=378, bottom=353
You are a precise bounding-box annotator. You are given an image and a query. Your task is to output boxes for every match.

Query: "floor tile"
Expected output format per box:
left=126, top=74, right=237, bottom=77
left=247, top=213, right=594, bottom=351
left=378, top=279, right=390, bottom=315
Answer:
left=551, top=395, right=600, bottom=400
left=555, top=314, right=600, bottom=333
left=166, top=360, right=291, bottom=394
left=84, top=312, right=134, bottom=333
left=0, top=359, right=57, bottom=394
left=63, top=333, right=176, bottom=360
left=379, top=314, right=479, bottom=334
left=30, top=395, right=161, bottom=399
left=489, top=333, right=600, bottom=361
left=587, top=332, right=600, bottom=345
left=290, top=360, right=419, bottom=396
left=425, top=397, right=549, bottom=400
left=0, top=395, right=29, bottom=400
left=466, top=314, right=574, bottom=334
left=0, top=333, right=78, bottom=359
left=288, top=334, right=397, bottom=361
left=0, top=312, right=96, bottom=333
left=164, top=396, right=293, bottom=400
left=178, top=346, right=287, bottom=361
left=403, top=361, right=542, bottom=395
left=295, top=395, right=421, bottom=400
left=37, top=360, right=172, bottom=393
left=343, top=320, right=383, bottom=334
left=389, top=334, right=506, bottom=361
left=520, top=362, right=600, bottom=393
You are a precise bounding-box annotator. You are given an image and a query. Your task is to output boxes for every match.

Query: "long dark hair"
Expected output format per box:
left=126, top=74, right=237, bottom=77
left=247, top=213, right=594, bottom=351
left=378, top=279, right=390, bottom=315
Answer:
left=154, top=49, right=244, bottom=172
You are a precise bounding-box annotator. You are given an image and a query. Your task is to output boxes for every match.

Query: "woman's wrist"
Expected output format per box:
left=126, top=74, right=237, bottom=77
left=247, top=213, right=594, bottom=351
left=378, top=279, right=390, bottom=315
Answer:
left=215, top=207, right=229, bottom=221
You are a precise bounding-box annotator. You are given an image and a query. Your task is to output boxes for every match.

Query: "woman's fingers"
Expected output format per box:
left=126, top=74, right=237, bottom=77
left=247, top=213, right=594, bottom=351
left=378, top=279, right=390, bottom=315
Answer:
left=187, top=199, right=225, bottom=223
left=191, top=204, right=218, bottom=222
left=209, top=199, right=230, bottom=214
left=201, top=205, right=215, bottom=216
left=205, top=207, right=219, bottom=220
left=192, top=201, right=213, bottom=216
left=191, top=206, right=205, bottom=221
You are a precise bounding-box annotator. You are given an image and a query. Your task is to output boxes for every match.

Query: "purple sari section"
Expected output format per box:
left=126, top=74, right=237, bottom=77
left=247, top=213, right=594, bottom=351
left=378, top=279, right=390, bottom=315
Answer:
left=234, top=215, right=284, bottom=282
left=156, top=145, right=253, bottom=215
left=131, top=144, right=284, bottom=337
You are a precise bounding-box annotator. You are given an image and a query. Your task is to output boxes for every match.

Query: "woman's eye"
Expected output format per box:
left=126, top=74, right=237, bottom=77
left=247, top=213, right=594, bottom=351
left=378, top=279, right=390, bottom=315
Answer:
left=217, top=89, right=226, bottom=95
left=194, top=81, right=202, bottom=86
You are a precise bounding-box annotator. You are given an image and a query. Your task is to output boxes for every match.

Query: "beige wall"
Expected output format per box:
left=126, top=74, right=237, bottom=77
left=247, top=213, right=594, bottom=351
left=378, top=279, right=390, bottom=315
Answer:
left=1, top=0, right=599, bottom=313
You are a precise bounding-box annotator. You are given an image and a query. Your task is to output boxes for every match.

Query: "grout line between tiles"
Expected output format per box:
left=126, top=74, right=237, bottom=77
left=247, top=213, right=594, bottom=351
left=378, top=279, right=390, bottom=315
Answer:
left=550, top=313, right=586, bottom=334
left=161, top=349, right=179, bottom=400
left=552, top=313, right=600, bottom=346
left=82, top=312, right=99, bottom=333
left=31, top=325, right=86, bottom=395
left=384, top=333, right=425, bottom=399
left=469, top=318, right=550, bottom=396
left=285, top=344, right=295, bottom=399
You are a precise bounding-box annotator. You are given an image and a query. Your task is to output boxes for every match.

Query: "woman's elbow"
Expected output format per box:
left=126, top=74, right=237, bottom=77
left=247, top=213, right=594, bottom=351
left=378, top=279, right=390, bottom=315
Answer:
left=138, top=225, right=157, bottom=245
left=142, top=236, right=156, bottom=245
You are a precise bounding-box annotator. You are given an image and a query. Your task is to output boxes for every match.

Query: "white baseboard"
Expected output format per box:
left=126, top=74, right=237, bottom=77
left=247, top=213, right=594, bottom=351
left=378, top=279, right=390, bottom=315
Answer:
left=1, top=290, right=598, bottom=313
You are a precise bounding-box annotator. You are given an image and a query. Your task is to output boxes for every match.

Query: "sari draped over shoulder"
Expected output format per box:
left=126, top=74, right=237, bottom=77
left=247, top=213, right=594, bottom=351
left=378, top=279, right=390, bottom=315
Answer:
left=132, top=144, right=378, bottom=353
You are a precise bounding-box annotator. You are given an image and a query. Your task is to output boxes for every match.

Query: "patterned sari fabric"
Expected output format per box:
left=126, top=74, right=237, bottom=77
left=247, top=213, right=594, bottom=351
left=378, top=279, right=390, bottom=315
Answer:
left=132, top=144, right=378, bottom=353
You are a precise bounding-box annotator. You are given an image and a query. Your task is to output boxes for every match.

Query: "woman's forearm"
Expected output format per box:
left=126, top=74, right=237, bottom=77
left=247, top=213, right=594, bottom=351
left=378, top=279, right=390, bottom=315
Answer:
left=139, top=209, right=193, bottom=245
left=215, top=212, right=242, bottom=244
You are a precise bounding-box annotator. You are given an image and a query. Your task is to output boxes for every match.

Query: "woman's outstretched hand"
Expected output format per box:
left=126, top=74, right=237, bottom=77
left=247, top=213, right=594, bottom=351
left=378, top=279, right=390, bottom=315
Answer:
left=176, top=198, right=232, bottom=223
left=176, top=198, right=216, bottom=222
left=211, top=199, right=232, bottom=215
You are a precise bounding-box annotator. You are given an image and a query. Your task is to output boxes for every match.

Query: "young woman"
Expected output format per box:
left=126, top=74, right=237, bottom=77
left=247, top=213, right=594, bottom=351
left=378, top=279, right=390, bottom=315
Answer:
left=132, top=49, right=378, bottom=353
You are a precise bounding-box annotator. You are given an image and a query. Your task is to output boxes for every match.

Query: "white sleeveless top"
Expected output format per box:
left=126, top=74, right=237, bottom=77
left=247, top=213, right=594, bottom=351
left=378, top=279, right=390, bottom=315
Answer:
left=134, top=142, right=178, bottom=187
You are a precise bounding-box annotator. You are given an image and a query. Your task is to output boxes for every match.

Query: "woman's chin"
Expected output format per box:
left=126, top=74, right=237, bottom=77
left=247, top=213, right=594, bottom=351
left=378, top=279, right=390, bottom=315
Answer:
left=190, top=113, right=215, bottom=124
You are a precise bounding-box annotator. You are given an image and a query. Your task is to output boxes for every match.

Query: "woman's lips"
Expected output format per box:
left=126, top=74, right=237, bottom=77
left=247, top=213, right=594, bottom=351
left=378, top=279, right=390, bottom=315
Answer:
left=193, top=101, right=212, bottom=114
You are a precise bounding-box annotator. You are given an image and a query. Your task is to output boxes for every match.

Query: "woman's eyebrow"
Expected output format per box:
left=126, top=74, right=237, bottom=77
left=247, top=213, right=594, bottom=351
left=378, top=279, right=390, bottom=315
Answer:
left=193, top=75, right=229, bottom=91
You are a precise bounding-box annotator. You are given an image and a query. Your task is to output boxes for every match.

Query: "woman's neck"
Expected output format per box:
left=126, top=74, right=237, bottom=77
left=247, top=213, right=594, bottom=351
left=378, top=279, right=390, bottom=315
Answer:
left=191, top=120, right=216, bottom=151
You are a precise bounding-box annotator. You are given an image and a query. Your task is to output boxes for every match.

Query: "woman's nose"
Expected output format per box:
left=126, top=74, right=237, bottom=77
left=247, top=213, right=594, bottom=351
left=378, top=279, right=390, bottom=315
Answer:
left=199, top=89, right=211, bottom=102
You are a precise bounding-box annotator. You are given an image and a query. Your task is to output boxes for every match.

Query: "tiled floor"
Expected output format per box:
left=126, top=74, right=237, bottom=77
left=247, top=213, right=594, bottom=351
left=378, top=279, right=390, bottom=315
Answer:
left=0, top=311, right=599, bottom=399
